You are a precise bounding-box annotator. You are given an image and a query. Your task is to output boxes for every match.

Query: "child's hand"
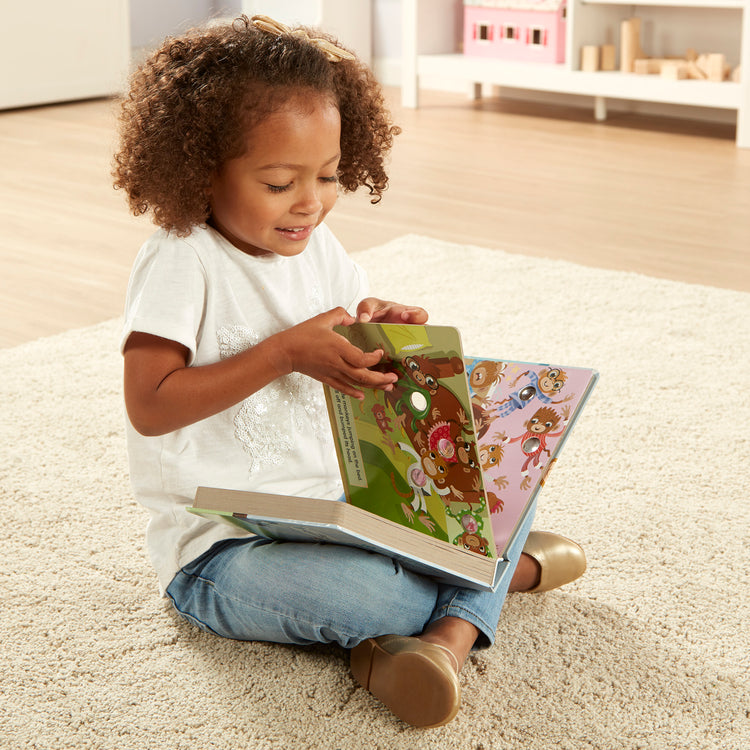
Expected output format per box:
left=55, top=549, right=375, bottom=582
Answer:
left=356, top=297, right=429, bottom=325
left=273, top=308, right=398, bottom=400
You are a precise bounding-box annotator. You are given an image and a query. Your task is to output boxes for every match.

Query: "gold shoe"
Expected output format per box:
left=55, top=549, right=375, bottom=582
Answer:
left=523, top=531, right=587, bottom=593
left=350, top=634, right=461, bottom=728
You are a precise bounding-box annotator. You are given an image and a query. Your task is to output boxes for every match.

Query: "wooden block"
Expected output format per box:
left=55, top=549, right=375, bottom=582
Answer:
left=634, top=58, right=656, bottom=75
left=696, top=53, right=711, bottom=78
left=661, top=61, right=688, bottom=80
left=620, top=18, right=643, bottom=73
left=686, top=60, right=707, bottom=80
left=731, top=65, right=741, bottom=83
left=634, top=58, right=677, bottom=75
left=581, top=45, right=600, bottom=72
left=706, top=53, right=727, bottom=82
left=600, top=44, right=616, bottom=71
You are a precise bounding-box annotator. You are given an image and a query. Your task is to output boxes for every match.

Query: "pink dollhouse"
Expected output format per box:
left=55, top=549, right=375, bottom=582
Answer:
left=463, top=0, right=567, bottom=64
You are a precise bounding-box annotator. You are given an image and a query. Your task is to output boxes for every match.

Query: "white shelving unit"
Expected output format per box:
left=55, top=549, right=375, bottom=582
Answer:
left=401, top=0, right=750, bottom=147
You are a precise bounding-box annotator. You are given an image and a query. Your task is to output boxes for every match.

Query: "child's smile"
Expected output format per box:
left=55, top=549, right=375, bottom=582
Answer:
left=208, top=93, right=341, bottom=257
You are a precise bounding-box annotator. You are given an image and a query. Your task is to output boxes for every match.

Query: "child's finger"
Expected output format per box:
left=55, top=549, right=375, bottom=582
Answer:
left=338, top=357, right=395, bottom=387
left=337, top=340, right=384, bottom=368
left=321, top=306, right=356, bottom=329
left=398, top=306, right=429, bottom=323
left=325, top=376, right=365, bottom=401
left=334, top=348, right=396, bottom=389
left=355, top=297, right=381, bottom=322
left=366, top=306, right=392, bottom=322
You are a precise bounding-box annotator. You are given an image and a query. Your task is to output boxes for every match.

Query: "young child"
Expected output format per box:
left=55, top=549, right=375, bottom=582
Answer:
left=114, top=15, right=586, bottom=728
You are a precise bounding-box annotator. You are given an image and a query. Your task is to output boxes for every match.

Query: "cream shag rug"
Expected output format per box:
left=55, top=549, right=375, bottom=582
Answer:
left=1, top=235, right=748, bottom=750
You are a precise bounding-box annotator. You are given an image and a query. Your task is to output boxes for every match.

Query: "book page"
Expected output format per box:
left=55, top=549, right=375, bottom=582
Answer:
left=466, top=358, right=597, bottom=554
left=329, top=323, right=498, bottom=560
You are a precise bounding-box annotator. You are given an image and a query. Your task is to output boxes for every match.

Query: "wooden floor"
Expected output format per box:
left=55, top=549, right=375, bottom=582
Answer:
left=1, top=88, right=748, bottom=348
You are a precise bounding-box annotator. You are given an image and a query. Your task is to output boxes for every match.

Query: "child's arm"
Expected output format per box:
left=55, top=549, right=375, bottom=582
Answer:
left=355, top=297, right=429, bottom=325
left=123, top=307, right=397, bottom=437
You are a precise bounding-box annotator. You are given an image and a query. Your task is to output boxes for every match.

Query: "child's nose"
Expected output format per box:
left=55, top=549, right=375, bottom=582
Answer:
left=293, top=182, right=323, bottom=214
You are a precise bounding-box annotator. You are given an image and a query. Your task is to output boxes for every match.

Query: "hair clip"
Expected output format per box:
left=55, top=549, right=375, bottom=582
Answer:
left=251, top=14, right=355, bottom=63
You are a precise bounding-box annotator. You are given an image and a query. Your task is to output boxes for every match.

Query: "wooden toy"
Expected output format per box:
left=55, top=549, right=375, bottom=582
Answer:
left=620, top=18, right=645, bottom=73
left=579, top=43, right=615, bottom=73
left=600, top=44, right=616, bottom=72
left=628, top=47, right=733, bottom=82
left=634, top=58, right=676, bottom=75
left=661, top=61, right=688, bottom=81
left=706, top=53, right=730, bottom=82
left=581, top=45, right=599, bottom=72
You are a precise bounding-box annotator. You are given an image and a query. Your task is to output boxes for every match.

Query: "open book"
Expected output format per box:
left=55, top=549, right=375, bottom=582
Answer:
left=189, top=323, right=597, bottom=591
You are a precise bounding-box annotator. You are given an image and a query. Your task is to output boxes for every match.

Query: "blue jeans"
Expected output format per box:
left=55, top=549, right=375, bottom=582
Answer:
left=166, top=500, right=536, bottom=649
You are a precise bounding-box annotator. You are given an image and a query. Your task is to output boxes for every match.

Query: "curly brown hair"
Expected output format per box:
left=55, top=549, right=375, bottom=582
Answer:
left=113, top=16, right=401, bottom=235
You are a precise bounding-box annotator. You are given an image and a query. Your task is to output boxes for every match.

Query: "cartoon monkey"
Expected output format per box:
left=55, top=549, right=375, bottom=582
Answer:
left=383, top=352, right=486, bottom=507
left=499, top=405, right=570, bottom=490
left=492, top=367, right=573, bottom=419
left=390, top=461, right=440, bottom=532
left=371, top=403, right=392, bottom=433
left=458, top=531, right=491, bottom=557
left=479, top=442, right=503, bottom=472
left=478, top=442, right=508, bottom=503
left=392, top=440, right=457, bottom=532
left=468, top=360, right=506, bottom=406
left=396, top=427, right=485, bottom=509
left=396, top=438, right=456, bottom=494
left=371, top=402, right=398, bottom=453
left=383, top=354, right=465, bottom=436
left=428, top=422, right=485, bottom=506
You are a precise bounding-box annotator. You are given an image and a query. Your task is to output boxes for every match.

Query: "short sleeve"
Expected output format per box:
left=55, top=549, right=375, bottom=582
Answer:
left=120, top=235, right=207, bottom=365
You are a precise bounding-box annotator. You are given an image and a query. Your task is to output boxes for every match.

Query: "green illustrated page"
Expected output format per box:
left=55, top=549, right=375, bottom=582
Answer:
left=327, top=323, right=497, bottom=560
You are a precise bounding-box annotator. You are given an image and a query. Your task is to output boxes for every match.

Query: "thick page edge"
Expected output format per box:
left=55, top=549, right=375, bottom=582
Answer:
left=188, top=486, right=504, bottom=591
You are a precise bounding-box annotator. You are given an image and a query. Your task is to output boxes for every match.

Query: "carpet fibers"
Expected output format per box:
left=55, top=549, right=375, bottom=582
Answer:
left=1, top=235, right=748, bottom=749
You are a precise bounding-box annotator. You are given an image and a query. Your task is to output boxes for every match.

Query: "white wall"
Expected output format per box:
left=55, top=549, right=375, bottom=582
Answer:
left=130, top=0, right=397, bottom=60
left=130, top=0, right=241, bottom=49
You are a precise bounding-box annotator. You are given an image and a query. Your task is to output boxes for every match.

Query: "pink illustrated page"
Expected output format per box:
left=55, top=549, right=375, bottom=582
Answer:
left=465, top=357, right=597, bottom=555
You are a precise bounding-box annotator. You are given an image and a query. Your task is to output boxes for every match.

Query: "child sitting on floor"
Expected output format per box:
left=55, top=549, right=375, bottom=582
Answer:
left=113, top=15, right=586, bottom=728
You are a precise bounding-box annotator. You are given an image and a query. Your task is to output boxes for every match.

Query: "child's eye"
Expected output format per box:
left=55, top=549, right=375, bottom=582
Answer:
left=266, top=183, right=291, bottom=193
left=320, top=175, right=338, bottom=184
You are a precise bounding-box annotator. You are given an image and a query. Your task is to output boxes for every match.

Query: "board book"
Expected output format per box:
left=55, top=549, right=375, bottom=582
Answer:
left=189, top=323, right=598, bottom=591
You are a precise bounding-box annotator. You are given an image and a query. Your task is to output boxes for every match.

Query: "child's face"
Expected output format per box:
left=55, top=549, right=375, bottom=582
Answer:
left=208, top=95, right=341, bottom=258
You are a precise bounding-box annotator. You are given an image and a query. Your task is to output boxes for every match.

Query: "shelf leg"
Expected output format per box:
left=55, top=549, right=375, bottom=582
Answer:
left=594, top=96, right=607, bottom=122
left=468, top=82, right=482, bottom=101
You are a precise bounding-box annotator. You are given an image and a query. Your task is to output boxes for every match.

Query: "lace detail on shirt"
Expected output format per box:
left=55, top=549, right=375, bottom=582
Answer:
left=216, top=325, right=331, bottom=475
left=307, top=284, right=324, bottom=315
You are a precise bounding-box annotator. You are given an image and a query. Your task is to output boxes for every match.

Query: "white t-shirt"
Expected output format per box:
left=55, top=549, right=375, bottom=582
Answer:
left=121, top=223, right=368, bottom=593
